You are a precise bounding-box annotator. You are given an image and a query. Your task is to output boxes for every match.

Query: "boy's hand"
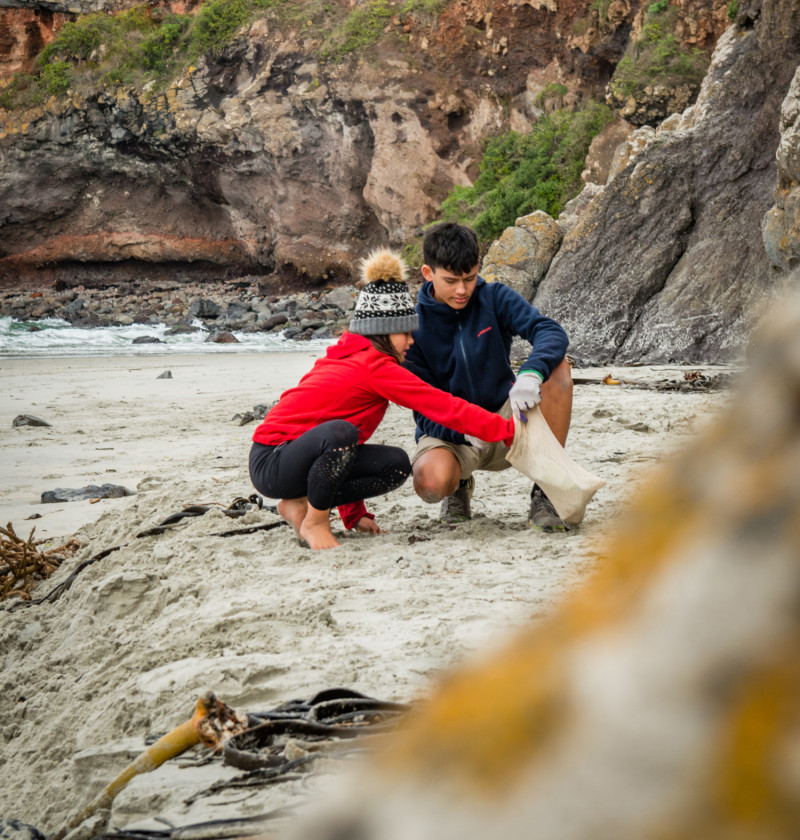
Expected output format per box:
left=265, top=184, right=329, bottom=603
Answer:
left=356, top=516, right=380, bottom=535
left=509, top=371, right=543, bottom=422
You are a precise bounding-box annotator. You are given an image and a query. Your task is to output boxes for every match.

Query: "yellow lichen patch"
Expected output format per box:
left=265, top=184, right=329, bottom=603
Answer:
left=713, top=655, right=800, bottom=830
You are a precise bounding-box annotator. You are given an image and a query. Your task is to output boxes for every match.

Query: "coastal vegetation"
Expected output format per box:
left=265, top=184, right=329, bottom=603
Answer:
left=606, top=1, right=709, bottom=100
left=0, top=0, right=413, bottom=110
left=438, top=101, right=614, bottom=245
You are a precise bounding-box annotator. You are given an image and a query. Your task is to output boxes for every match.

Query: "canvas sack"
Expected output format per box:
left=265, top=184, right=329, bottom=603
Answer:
left=506, top=406, right=605, bottom=525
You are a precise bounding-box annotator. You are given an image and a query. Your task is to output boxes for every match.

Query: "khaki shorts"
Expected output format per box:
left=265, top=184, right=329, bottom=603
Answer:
left=411, top=399, right=512, bottom=481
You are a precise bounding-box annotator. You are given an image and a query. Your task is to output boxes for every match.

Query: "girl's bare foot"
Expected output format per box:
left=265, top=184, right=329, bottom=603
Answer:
left=300, top=505, right=340, bottom=550
left=277, top=498, right=308, bottom=537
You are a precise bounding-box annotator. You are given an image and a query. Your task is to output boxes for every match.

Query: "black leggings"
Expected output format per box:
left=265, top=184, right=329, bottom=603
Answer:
left=249, top=420, right=411, bottom=512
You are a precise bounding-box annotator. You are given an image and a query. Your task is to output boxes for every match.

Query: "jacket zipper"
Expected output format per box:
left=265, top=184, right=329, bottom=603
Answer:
left=457, top=319, right=478, bottom=404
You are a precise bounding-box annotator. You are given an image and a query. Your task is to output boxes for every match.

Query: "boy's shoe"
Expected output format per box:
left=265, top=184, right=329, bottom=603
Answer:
left=440, top=476, right=474, bottom=523
left=529, top=485, right=568, bottom=532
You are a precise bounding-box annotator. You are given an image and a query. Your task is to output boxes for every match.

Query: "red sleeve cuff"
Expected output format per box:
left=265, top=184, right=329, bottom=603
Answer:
left=338, top=501, right=374, bottom=530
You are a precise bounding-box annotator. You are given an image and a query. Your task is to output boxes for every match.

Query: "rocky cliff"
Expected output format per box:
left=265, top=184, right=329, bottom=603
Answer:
left=0, top=0, right=725, bottom=292
left=532, top=0, right=800, bottom=364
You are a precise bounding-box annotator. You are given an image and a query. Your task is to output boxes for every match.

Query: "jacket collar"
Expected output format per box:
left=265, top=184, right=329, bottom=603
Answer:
left=417, top=276, right=486, bottom=317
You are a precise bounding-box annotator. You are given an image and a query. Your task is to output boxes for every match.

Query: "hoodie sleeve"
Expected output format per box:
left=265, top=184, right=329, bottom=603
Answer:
left=369, top=355, right=514, bottom=443
left=338, top=501, right=375, bottom=530
left=493, top=283, right=568, bottom=381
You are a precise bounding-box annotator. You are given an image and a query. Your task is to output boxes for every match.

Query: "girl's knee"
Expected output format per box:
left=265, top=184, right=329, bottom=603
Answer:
left=325, top=419, right=359, bottom=449
left=391, top=449, right=412, bottom=477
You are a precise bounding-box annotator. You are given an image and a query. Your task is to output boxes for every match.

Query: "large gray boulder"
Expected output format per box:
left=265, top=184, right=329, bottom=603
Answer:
left=534, top=0, right=800, bottom=364
left=763, top=65, right=800, bottom=284
left=482, top=211, right=562, bottom=301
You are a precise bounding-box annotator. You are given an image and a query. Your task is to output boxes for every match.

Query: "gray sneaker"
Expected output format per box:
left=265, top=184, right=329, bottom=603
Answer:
left=529, top=485, right=567, bottom=532
left=440, top=475, right=474, bottom=523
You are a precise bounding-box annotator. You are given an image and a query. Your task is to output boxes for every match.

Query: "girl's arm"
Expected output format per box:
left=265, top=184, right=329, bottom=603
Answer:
left=369, top=356, right=514, bottom=444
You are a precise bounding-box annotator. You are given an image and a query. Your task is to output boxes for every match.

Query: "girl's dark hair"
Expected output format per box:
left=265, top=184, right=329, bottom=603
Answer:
left=367, top=334, right=403, bottom=363
left=423, top=222, right=480, bottom=273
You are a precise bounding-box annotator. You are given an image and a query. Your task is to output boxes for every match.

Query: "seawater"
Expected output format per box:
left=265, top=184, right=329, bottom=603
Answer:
left=0, top=316, right=332, bottom=358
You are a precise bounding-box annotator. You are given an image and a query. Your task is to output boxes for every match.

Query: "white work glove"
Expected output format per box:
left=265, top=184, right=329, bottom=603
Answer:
left=465, top=434, right=491, bottom=449
left=509, top=370, right=543, bottom=423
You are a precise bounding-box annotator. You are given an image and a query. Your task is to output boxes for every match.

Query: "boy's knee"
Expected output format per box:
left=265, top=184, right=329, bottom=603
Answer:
left=412, top=465, right=458, bottom=503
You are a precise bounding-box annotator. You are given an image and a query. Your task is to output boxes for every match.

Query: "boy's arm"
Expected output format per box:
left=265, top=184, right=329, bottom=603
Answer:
left=494, top=283, right=569, bottom=381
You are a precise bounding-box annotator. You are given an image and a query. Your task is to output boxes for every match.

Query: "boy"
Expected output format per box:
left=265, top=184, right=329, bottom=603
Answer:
left=404, top=222, right=574, bottom=531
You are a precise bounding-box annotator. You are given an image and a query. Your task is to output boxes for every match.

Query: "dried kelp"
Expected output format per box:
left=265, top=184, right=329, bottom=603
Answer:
left=0, top=523, right=79, bottom=602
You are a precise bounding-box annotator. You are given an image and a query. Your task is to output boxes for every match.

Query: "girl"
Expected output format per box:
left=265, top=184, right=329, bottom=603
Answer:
left=249, top=250, right=515, bottom=550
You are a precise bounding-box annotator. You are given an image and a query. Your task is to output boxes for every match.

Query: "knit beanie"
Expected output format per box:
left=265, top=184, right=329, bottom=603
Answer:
left=349, top=249, right=419, bottom=336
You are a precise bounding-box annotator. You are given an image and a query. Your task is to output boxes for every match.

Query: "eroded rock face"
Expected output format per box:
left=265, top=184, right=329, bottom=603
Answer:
left=0, top=7, right=67, bottom=79
left=534, top=0, right=800, bottom=365
left=0, top=0, right=672, bottom=288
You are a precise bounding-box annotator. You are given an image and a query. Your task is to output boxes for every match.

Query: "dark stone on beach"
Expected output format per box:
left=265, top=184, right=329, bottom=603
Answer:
left=13, top=414, right=51, bottom=428
left=207, top=331, right=239, bottom=343
left=41, top=484, right=135, bottom=503
left=258, top=312, right=289, bottom=330
left=189, top=299, right=221, bottom=319
left=225, top=302, right=249, bottom=320
left=157, top=370, right=173, bottom=379
left=132, top=336, right=164, bottom=344
left=62, top=298, right=85, bottom=318
left=626, top=422, right=654, bottom=433
left=299, top=318, right=325, bottom=330
left=0, top=818, right=46, bottom=840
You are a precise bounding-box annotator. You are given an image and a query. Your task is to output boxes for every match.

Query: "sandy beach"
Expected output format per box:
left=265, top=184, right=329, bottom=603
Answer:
left=0, top=351, right=736, bottom=836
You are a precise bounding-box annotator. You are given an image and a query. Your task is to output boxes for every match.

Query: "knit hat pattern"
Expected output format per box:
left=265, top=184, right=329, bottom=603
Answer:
left=349, top=249, right=419, bottom=336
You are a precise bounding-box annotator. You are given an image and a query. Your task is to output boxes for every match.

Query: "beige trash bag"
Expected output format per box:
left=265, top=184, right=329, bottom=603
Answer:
left=505, top=406, right=605, bottom=525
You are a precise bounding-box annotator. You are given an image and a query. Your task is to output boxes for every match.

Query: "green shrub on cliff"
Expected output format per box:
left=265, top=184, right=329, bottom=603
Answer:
left=0, top=0, right=410, bottom=110
left=439, top=101, right=614, bottom=244
left=607, top=1, right=708, bottom=99
left=320, top=0, right=395, bottom=59
left=27, top=5, right=193, bottom=97
left=188, top=0, right=252, bottom=58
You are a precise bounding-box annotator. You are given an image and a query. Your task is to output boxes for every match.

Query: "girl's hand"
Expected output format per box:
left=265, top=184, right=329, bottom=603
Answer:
left=356, top=516, right=381, bottom=535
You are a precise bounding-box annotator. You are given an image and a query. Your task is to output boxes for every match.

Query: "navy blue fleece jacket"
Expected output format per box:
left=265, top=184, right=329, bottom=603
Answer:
left=403, top=277, right=569, bottom=444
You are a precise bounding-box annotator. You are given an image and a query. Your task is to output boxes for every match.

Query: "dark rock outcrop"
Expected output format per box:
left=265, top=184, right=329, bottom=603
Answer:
left=534, top=0, right=800, bottom=364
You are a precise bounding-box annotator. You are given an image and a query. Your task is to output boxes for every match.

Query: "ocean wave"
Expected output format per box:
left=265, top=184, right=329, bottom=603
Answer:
left=0, top=316, right=332, bottom=358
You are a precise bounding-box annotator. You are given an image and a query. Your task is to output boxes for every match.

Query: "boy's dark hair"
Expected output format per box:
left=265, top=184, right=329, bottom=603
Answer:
left=423, top=223, right=480, bottom=274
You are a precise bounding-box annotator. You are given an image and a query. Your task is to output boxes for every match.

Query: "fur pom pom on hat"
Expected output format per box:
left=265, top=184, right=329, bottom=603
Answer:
left=349, top=250, right=419, bottom=336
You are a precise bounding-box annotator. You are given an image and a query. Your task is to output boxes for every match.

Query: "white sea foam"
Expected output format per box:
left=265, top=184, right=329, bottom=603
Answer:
left=0, top=316, right=331, bottom=357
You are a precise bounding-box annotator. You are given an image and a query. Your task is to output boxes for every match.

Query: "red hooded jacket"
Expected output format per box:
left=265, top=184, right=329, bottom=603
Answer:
left=253, top=332, right=514, bottom=527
